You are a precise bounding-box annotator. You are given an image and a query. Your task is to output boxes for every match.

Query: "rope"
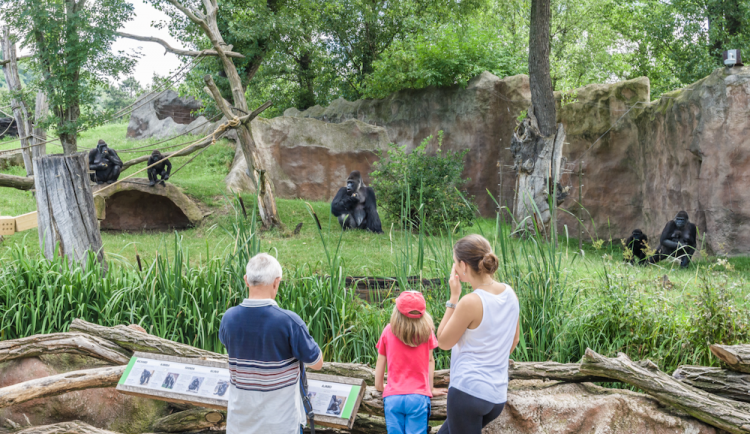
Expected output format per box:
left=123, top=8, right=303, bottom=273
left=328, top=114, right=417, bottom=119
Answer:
left=116, top=113, right=223, bottom=154
left=95, top=117, right=241, bottom=194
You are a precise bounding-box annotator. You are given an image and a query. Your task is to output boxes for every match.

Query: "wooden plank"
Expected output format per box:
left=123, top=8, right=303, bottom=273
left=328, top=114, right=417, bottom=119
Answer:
left=14, top=211, right=37, bottom=232
left=0, top=216, right=14, bottom=235
left=308, top=373, right=367, bottom=430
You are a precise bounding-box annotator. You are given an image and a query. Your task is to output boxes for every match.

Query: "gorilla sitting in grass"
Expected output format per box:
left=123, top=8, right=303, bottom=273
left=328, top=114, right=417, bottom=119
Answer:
left=331, top=170, right=383, bottom=233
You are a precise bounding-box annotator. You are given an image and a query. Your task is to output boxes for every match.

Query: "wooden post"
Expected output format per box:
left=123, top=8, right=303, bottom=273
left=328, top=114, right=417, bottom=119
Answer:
left=33, top=153, right=106, bottom=269
left=1, top=27, right=34, bottom=176
left=32, top=91, right=49, bottom=159
left=578, top=161, right=583, bottom=252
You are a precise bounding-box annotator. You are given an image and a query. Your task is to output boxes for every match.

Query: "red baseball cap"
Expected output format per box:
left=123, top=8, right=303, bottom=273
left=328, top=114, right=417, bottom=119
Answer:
left=395, top=291, right=426, bottom=318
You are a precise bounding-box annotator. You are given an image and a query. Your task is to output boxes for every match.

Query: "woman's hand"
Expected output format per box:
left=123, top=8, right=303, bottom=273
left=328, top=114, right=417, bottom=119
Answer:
left=431, top=388, right=448, bottom=397
left=448, top=264, right=461, bottom=302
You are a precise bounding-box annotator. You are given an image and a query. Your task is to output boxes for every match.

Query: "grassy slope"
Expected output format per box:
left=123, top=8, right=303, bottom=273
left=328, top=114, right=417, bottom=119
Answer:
left=1, top=123, right=749, bottom=285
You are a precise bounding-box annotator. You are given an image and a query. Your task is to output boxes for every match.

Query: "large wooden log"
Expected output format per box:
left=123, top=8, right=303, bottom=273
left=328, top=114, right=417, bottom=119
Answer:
left=581, top=348, right=750, bottom=434
left=0, top=332, right=131, bottom=365
left=70, top=319, right=221, bottom=359
left=0, top=172, right=34, bottom=190
left=0, top=365, right=124, bottom=409
left=674, top=365, right=750, bottom=403
left=33, top=154, right=106, bottom=269
left=361, top=386, right=446, bottom=420
left=151, top=408, right=225, bottom=432
left=509, top=360, right=608, bottom=383
left=712, top=344, right=750, bottom=374
left=15, top=421, right=120, bottom=434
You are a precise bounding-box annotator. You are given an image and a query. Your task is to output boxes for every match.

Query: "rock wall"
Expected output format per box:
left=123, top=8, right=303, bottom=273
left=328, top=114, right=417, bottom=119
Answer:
left=271, top=68, right=750, bottom=255
left=127, top=90, right=217, bottom=140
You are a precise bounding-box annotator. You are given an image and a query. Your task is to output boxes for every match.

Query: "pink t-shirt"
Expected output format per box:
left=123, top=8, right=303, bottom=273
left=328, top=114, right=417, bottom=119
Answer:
left=376, top=324, right=438, bottom=398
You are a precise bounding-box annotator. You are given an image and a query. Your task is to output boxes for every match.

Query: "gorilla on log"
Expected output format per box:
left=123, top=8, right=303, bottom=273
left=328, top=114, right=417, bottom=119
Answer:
left=649, top=210, right=697, bottom=268
left=331, top=170, right=383, bottom=233
left=147, top=150, right=172, bottom=187
left=89, top=140, right=123, bottom=184
left=624, top=229, right=648, bottom=265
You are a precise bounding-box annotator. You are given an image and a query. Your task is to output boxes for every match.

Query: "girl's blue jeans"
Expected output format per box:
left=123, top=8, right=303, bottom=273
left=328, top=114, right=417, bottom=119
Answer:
left=383, top=393, right=431, bottom=434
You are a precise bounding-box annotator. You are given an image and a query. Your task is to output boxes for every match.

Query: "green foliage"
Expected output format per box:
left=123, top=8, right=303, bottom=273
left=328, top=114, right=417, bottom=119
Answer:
left=363, top=19, right=527, bottom=98
left=370, top=132, right=477, bottom=231
left=0, top=0, right=136, bottom=149
left=99, top=77, right=144, bottom=112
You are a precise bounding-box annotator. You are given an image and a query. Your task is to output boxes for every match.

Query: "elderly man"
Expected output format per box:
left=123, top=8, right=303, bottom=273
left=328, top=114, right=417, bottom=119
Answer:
left=220, top=253, right=323, bottom=434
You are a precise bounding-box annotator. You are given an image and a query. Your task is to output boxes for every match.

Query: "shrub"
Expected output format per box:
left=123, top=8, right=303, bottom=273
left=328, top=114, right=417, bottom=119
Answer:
left=370, top=132, right=477, bottom=231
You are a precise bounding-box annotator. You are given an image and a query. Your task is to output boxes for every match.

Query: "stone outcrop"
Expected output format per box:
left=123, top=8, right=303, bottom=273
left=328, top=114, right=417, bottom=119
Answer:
left=92, top=180, right=207, bottom=231
left=126, top=90, right=217, bottom=140
left=0, top=355, right=168, bottom=434
left=0, top=149, right=23, bottom=171
left=482, top=380, right=718, bottom=434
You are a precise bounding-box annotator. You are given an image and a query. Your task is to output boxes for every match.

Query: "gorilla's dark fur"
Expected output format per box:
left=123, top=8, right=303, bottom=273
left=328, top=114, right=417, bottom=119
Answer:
left=625, top=229, right=648, bottom=264
left=649, top=210, right=697, bottom=268
left=147, top=150, right=172, bottom=187
left=88, top=140, right=123, bottom=184
left=331, top=171, right=383, bottom=233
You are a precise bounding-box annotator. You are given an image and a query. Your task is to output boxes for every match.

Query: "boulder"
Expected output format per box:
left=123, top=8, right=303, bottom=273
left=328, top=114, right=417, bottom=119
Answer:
left=482, top=380, right=718, bottom=434
left=126, top=90, right=218, bottom=140
left=0, top=149, right=24, bottom=171
left=92, top=180, right=207, bottom=231
left=0, top=355, right=168, bottom=434
left=226, top=116, right=390, bottom=199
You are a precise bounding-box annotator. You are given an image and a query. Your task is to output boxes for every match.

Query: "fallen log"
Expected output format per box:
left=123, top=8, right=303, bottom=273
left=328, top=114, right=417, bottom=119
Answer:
left=581, top=348, right=750, bottom=434
left=0, top=172, right=33, bottom=190
left=151, top=408, right=225, bottom=432
left=360, top=386, right=446, bottom=420
left=0, top=365, right=125, bottom=409
left=711, top=344, right=750, bottom=374
left=15, top=420, right=120, bottom=434
left=70, top=319, right=220, bottom=360
left=510, top=359, right=609, bottom=383
left=0, top=333, right=131, bottom=365
left=674, top=365, right=750, bottom=403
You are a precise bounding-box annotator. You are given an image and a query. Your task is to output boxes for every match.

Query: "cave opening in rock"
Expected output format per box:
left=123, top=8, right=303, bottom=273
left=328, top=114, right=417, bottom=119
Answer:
left=100, top=190, right=192, bottom=231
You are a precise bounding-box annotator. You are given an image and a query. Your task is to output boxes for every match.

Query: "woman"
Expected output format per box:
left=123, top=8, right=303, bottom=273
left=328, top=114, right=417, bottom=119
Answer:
left=436, top=234, right=521, bottom=434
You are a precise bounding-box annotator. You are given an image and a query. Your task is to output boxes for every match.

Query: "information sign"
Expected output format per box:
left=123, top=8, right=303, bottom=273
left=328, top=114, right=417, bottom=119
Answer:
left=116, top=352, right=366, bottom=429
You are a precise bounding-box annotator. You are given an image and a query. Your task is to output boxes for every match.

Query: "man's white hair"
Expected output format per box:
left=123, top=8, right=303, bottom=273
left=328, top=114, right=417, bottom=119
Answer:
left=245, top=253, right=282, bottom=286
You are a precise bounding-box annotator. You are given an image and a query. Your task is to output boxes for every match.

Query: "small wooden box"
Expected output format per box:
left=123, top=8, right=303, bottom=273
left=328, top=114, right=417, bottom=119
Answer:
left=0, top=216, right=15, bottom=235
left=14, top=211, right=38, bottom=232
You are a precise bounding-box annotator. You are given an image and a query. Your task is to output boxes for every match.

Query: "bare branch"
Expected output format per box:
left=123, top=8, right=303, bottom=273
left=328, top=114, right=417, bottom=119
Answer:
left=115, top=32, right=244, bottom=58
left=0, top=173, right=34, bottom=190
left=0, top=55, right=31, bottom=66
left=166, top=0, right=206, bottom=25
left=203, top=75, right=234, bottom=119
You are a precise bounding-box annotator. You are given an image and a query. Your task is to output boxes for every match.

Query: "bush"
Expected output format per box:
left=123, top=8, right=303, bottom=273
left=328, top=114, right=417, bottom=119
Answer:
left=370, top=132, right=477, bottom=231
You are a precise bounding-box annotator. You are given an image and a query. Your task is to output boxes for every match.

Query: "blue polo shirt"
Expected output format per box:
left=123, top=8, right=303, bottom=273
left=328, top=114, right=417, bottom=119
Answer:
left=219, top=299, right=322, bottom=433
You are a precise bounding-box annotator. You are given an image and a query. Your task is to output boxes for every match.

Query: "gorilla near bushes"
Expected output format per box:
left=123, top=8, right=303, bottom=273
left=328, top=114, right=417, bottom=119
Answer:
left=331, top=171, right=383, bottom=233
left=625, top=229, right=649, bottom=265
left=88, top=140, right=123, bottom=184
left=147, top=150, right=172, bottom=187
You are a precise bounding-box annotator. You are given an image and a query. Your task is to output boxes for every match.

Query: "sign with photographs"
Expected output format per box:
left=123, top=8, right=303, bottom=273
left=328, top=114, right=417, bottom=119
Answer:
left=116, top=352, right=366, bottom=429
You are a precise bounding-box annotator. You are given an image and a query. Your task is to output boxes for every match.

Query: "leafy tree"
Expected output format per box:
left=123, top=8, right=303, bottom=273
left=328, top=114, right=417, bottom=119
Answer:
left=99, top=76, right=144, bottom=113
left=0, top=0, right=136, bottom=154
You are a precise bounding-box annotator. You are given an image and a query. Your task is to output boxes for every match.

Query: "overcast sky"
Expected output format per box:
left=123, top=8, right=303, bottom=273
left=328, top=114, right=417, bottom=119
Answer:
left=110, top=1, right=186, bottom=86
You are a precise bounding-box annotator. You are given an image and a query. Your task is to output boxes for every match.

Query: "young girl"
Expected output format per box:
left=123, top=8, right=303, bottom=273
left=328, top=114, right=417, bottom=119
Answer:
left=375, top=291, right=447, bottom=434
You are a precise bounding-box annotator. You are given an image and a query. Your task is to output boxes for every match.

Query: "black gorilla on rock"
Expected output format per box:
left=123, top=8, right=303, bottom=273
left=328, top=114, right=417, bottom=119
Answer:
left=625, top=229, right=649, bottom=265
left=147, top=150, right=172, bottom=187
left=649, top=210, right=697, bottom=268
left=88, top=140, right=122, bottom=184
left=331, top=170, right=383, bottom=233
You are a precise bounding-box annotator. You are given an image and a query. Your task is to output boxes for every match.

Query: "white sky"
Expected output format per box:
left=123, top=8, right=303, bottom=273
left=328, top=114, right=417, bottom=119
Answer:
left=110, top=0, right=186, bottom=86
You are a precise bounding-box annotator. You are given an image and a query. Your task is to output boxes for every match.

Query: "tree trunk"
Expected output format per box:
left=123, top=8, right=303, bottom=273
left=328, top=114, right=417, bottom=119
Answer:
left=0, top=365, right=124, bottom=409
left=32, top=91, right=49, bottom=159
left=58, top=128, right=78, bottom=155
left=361, top=387, right=446, bottom=420
left=673, top=365, right=750, bottom=403
left=33, top=154, right=106, bottom=269
left=580, top=348, right=750, bottom=434
left=528, top=0, right=556, bottom=137
left=151, top=408, right=225, bottom=432
left=2, top=27, right=34, bottom=176
left=0, top=332, right=131, bottom=365
left=509, top=359, right=608, bottom=383
left=15, top=421, right=121, bottom=434
left=0, top=172, right=34, bottom=190
left=711, top=344, right=750, bottom=374
left=511, top=120, right=566, bottom=229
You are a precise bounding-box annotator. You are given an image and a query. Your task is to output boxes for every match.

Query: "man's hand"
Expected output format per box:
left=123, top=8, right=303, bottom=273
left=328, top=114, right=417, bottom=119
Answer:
left=308, top=356, right=324, bottom=371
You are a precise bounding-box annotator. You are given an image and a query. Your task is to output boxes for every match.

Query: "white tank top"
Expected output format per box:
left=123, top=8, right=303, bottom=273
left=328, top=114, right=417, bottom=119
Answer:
left=449, top=287, right=520, bottom=404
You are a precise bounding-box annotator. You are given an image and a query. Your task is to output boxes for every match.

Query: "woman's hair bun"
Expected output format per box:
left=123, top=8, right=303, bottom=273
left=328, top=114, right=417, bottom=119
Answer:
left=479, top=252, right=499, bottom=275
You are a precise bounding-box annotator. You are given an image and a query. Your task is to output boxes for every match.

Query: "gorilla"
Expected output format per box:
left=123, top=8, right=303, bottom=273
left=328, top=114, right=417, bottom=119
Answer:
left=188, top=377, right=201, bottom=392
left=624, top=229, right=649, bottom=265
left=649, top=210, right=697, bottom=268
left=327, top=396, right=343, bottom=415
left=139, top=369, right=152, bottom=385
left=147, top=150, right=172, bottom=187
left=331, top=170, right=383, bottom=233
left=88, top=140, right=123, bottom=184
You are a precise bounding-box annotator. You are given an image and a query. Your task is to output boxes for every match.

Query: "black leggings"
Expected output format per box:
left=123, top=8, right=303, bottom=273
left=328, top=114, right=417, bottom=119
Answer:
left=437, top=387, right=505, bottom=434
